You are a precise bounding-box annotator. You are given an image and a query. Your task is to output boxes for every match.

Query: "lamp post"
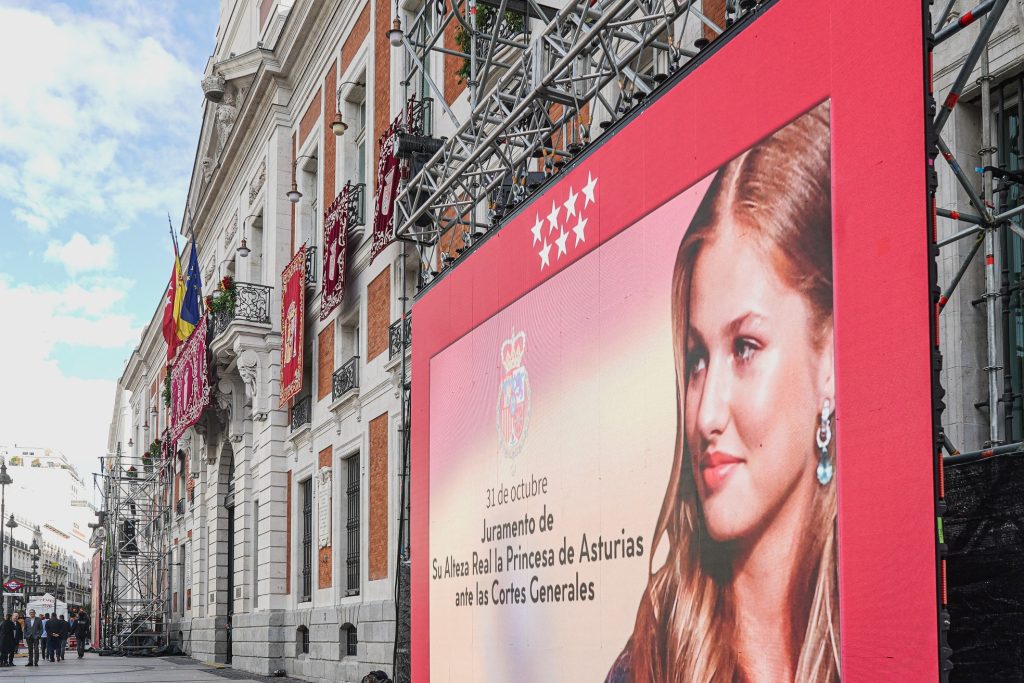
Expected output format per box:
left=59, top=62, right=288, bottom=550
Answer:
left=27, top=540, right=38, bottom=610
left=4, top=515, right=16, bottom=613
left=0, top=459, right=11, bottom=613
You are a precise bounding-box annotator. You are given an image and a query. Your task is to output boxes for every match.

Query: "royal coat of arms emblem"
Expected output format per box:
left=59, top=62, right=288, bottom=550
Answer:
left=497, top=330, right=531, bottom=457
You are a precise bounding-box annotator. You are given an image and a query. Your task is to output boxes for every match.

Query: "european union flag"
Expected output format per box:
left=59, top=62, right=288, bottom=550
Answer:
left=180, top=238, right=203, bottom=330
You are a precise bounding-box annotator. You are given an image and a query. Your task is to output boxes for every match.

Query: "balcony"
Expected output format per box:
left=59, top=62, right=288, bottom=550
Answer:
left=291, top=395, right=312, bottom=432
left=210, top=282, right=272, bottom=339
left=332, top=355, right=359, bottom=401
left=343, top=182, right=367, bottom=242
left=389, top=316, right=411, bottom=360
left=175, top=499, right=185, bottom=517
left=305, top=246, right=317, bottom=286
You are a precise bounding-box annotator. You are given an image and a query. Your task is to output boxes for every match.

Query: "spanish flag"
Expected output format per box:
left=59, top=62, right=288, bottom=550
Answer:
left=162, top=246, right=185, bottom=361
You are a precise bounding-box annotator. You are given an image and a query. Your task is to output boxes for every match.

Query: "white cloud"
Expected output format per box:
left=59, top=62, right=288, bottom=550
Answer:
left=0, top=275, right=140, bottom=475
left=44, top=232, right=117, bottom=275
left=0, top=5, right=200, bottom=232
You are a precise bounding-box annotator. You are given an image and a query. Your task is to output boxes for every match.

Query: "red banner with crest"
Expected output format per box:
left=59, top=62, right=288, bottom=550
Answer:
left=370, top=117, right=401, bottom=264
left=320, top=184, right=351, bottom=321
left=280, top=245, right=306, bottom=407
left=169, top=314, right=211, bottom=443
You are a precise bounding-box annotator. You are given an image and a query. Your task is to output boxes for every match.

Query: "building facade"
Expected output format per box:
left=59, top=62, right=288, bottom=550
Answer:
left=106, top=1, right=420, bottom=680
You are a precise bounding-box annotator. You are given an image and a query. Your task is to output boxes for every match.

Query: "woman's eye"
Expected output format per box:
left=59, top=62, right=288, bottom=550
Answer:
left=734, top=338, right=760, bottom=363
left=686, top=351, right=707, bottom=375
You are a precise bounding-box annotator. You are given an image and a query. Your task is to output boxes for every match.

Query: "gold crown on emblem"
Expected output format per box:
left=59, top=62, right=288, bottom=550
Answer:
left=500, top=331, right=526, bottom=372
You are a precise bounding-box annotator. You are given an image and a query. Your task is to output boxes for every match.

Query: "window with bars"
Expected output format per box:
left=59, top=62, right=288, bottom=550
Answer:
left=300, top=478, right=312, bottom=602
left=346, top=455, right=360, bottom=595
left=297, top=625, right=309, bottom=655
left=996, top=77, right=1024, bottom=441
left=341, top=623, right=358, bottom=658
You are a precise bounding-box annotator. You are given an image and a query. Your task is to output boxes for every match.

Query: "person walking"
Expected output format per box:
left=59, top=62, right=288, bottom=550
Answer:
left=45, top=612, right=61, bottom=662
left=57, top=614, right=68, bottom=660
left=0, top=614, right=15, bottom=667
left=10, top=612, right=22, bottom=665
left=73, top=608, right=90, bottom=658
left=23, top=609, right=42, bottom=666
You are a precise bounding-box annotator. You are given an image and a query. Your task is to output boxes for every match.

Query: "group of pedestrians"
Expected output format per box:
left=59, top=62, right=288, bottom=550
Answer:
left=0, top=608, right=90, bottom=666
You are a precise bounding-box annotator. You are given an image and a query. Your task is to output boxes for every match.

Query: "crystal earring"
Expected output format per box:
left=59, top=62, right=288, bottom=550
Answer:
left=815, top=399, right=834, bottom=485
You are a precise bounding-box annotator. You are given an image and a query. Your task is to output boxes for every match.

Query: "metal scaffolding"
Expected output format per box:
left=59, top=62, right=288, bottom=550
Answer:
left=96, top=443, right=170, bottom=654
left=392, top=0, right=755, bottom=279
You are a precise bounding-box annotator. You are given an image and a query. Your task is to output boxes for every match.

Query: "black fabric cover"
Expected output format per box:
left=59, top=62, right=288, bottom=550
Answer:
left=946, top=455, right=1024, bottom=681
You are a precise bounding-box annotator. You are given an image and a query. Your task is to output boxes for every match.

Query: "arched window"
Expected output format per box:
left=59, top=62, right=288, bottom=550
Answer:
left=341, top=623, right=357, bottom=658
left=296, top=625, right=309, bottom=655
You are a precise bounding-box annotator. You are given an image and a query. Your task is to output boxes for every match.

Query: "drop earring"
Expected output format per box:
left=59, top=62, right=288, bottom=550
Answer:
left=815, top=399, right=834, bottom=485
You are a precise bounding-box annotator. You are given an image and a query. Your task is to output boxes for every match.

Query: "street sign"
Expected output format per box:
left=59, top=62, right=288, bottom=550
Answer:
left=3, top=579, right=23, bottom=593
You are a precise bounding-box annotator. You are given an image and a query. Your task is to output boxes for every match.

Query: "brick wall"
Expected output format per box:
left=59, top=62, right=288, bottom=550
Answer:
left=260, top=0, right=274, bottom=28
left=703, top=0, right=726, bottom=41
left=324, top=61, right=337, bottom=203
left=366, top=266, right=390, bottom=360
left=444, top=5, right=466, bottom=105
left=299, top=88, right=322, bottom=146
left=369, top=412, right=389, bottom=581
left=373, top=0, right=391, bottom=188
left=342, top=4, right=370, bottom=69
left=317, top=324, right=334, bottom=400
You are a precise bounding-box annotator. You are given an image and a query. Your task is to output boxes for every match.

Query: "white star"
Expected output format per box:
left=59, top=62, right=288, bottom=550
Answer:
left=547, top=201, right=560, bottom=234
left=539, top=239, right=552, bottom=269
left=564, top=187, right=579, bottom=220
left=582, top=171, right=598, bottom=208
left=555, top=228, right=569, bottom=258
left=530, top=213, right=543, bottom=245
left=572, top=215, right=588, bottom=246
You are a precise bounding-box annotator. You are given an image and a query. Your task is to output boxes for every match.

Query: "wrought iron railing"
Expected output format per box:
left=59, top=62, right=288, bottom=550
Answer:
left=211, top=282, right=272, bottom=338
left=305, top=246, right=317, bottom=285
left=175, top=499, right=185, bottom=516
left=345, top=181, right=366, bottom=228
left=407, top=97, right=433, bottom=137
left=332, top=355, right=359, bottom=400
left=291, top=395, right=312, bottom=431
left=389, top=315, right=411, bottom=360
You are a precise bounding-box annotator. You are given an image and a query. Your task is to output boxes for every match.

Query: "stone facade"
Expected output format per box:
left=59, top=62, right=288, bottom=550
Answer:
left=105, top=1, right=427, bottom=681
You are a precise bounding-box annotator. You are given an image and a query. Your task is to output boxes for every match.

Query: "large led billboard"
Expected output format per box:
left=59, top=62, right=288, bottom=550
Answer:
left=412, top=0, right=934, bottom=680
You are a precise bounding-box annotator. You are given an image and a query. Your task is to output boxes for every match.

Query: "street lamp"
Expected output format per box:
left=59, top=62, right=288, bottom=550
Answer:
left=27, top=539, right=38, bottom=608
left=0, top=460, right=12, bottom=589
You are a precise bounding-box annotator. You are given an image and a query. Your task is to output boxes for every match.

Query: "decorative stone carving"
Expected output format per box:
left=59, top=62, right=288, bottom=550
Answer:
left=204, top=259, right=216, bottom=281
left=249, top=159, right=266, bottom=204
left=201, top=73, right=226, bottom=103
left=238, top=350, right=259, bottom=401
left=201, top=157, right=215, bottom=183
left=224, top=211, right=238, bottom=247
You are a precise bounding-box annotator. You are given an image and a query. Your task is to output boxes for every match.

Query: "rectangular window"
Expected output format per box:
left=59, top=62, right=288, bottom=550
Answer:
left=356, top=100, right=367, bottom=186
left=346, top=455, right=360, bottom=594
left=253, top=498, right=260, bottom=607
left=301, top=478, right=313, bottom=602
left=997, top=77, right=1024, bottom=441
left=347, top=625, right=358, bottom=657
left=179, top=544, right=186, bottom=613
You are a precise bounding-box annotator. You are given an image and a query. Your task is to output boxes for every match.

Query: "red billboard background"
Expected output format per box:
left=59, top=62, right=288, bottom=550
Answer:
left=412, top=0, right=933, bottom=680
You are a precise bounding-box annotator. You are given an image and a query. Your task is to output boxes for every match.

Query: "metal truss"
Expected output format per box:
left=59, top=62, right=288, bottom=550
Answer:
left=393, top=0, right=762, bottom=280
left=97, top=444, right=169, bottom=654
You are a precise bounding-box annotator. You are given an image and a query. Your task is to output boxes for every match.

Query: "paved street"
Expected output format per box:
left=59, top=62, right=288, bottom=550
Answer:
left=0, top=654, right=308, bottom=683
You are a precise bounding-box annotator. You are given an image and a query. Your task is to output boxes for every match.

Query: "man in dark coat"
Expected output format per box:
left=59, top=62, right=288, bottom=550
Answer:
left=73, top=609, right=90, bottom=658
left=10, top=612, right=22, bottom=664
left=0, top=614, right=15, bottom=666
left=44, top=613, right=62, bottom=662
left=23, top=609, right=42, bottom=666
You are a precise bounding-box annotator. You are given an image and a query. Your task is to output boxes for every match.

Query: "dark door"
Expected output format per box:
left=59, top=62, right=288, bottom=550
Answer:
left=226, top=502, right=234, bottom=665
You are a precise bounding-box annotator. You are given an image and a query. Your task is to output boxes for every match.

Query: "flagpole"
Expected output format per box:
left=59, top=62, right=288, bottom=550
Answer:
left=167, top=213, right=180, bottom=259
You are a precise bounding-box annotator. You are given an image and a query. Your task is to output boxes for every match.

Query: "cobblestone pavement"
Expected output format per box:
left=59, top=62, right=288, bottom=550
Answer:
left=0, top=654, right=309, bottom=683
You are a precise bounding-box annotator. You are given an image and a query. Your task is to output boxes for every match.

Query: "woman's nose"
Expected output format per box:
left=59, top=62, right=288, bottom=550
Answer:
left=695, top=356, right=730, bottom=439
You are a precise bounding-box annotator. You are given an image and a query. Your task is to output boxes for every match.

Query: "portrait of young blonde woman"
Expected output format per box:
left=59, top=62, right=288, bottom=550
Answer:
left=607, top=101, right=839, bottom=683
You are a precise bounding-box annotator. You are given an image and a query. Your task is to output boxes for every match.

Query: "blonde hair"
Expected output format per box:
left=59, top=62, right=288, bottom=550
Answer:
left=624, top=101, right=838, bottom=682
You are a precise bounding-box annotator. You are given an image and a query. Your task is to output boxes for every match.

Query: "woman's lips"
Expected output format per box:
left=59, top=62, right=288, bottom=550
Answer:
left=700, top=451, right=744, bottom=492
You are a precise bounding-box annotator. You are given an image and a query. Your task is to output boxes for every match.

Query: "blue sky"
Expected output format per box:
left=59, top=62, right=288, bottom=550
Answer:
left=0, top=0, right=220, bottom=477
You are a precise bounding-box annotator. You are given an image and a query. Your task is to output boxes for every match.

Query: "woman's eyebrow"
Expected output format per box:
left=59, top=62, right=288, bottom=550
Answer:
left=724, top=312, right=766, bottom=337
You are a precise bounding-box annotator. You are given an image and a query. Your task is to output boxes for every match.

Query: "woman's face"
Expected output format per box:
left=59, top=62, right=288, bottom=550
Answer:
left=683, top=220, right=833, bottom=543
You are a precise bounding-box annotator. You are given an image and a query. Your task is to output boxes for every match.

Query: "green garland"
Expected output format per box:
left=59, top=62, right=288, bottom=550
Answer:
left=455, top=7, right=526, bottom=83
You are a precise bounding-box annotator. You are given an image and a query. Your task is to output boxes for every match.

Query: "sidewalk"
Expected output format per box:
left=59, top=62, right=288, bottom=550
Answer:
left=0, top=654, right=309, bottom=683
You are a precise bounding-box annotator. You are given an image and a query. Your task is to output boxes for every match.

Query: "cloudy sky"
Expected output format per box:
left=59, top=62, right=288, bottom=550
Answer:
left=0, top=1, right=219, bottom=481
